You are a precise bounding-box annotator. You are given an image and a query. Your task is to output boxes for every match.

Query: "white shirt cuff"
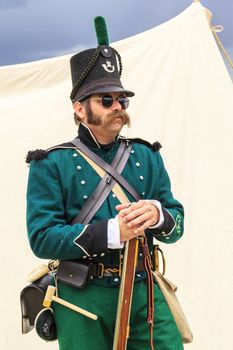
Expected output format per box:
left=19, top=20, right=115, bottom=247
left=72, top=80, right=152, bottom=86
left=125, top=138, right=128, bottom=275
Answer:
left=107, top=216, right=124, bottom=249
left=149, top=200, right=164, bottom=228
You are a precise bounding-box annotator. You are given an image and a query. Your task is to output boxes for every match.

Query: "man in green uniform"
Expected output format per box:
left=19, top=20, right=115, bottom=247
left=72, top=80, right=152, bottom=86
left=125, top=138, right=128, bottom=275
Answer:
left=26, top=17, right=184, bottom=350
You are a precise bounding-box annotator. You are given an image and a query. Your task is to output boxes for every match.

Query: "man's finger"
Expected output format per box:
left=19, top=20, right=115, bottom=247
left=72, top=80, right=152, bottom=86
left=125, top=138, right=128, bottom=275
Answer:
left=134, top=220, right=153, bottom=234
left=115, top=202, right=135, bottom=212
left=126, top=212, right=152, bottom=228
left=122, top=204, right=155, bottom=223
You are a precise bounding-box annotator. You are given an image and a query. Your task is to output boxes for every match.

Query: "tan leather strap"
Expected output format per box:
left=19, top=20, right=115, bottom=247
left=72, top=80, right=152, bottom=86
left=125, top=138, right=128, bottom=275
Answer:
left=73, top=138, right=140, bottom=200
left=72, top=141, right=132, bottom=225
left=78, top=149, right=154, bottom=350
left=77, top=149, right=130, bottom=203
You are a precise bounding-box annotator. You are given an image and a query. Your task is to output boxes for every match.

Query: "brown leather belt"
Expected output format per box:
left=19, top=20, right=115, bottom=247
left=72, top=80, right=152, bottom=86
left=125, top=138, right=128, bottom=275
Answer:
left=90, top=259, right=145, bottom=278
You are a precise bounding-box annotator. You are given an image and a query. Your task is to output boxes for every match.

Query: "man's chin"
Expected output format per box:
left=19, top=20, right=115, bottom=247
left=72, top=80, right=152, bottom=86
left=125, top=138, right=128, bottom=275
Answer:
left=108, top=120, right=125, bottom=132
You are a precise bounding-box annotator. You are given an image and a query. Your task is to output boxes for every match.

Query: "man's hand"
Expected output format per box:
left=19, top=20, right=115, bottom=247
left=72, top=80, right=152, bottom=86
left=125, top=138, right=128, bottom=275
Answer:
left=118, top=214, right=142, bottom=242
left=116, top=200, right=160, bottom=239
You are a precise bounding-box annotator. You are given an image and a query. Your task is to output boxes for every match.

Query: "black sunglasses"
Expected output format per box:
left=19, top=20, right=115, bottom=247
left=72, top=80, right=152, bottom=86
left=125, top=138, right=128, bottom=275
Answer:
left=89, top=95, right=129, bottom=109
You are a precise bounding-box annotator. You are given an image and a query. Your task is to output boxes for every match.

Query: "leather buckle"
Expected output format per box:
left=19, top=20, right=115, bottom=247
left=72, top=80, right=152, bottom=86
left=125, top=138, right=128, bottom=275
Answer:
left=97, top=263, right=104, bottom=278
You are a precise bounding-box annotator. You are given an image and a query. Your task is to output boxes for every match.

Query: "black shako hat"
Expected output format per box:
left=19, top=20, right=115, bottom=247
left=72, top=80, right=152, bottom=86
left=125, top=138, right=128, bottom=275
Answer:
left=70, top=16, right=134, bottom=102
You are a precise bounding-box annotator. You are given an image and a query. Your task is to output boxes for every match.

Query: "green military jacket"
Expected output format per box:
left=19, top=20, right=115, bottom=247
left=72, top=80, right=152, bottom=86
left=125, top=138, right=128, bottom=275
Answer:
left=26, top=124, right=184, bottom=286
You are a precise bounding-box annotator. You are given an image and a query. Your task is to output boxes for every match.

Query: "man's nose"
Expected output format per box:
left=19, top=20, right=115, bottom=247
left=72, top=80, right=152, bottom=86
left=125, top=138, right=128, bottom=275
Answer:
left=112, top=99, right=122, bottom=111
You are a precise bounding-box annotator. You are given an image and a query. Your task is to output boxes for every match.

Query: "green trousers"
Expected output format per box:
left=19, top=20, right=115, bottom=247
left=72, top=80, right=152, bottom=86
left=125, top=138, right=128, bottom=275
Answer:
left=53, top=279, right=183, bottom=350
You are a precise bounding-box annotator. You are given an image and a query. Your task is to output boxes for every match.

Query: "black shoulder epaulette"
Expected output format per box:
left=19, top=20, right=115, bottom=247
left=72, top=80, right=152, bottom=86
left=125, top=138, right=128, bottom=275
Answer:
left=121, top=137, right=162, bottom=152
left=25, top=142, right=76, bottom=164
left=25, top=149, right=48, bottom=163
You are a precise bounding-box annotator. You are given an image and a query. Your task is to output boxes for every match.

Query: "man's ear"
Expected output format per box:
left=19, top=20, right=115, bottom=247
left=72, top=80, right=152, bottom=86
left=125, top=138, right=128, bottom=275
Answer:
left=73, top=101, right=86, bottom=122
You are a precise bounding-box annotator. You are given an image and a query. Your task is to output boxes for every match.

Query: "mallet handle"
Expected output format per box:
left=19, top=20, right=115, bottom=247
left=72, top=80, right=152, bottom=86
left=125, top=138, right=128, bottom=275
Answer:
left=52, top=295, right=98, bottom=320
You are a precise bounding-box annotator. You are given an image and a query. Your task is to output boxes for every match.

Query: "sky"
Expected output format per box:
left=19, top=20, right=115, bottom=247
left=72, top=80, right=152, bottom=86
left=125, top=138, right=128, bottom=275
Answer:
left=0, top=0, right=232, bottom=68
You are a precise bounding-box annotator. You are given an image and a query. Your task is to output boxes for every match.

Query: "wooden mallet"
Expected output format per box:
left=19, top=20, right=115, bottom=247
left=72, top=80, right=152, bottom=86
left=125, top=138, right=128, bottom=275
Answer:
left=43, top=285, right=98, bottom=321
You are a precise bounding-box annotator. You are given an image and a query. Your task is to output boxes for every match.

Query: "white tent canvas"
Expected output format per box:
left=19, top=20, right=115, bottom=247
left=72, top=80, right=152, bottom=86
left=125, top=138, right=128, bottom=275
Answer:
left=0, top=2, right=232, bottom=349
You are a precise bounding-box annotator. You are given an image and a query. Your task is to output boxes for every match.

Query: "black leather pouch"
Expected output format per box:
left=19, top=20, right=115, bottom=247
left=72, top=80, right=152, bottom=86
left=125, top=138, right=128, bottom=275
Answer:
left=56, top=260, right=93, bottom=289
left=20, top=273, right=53, bottom=334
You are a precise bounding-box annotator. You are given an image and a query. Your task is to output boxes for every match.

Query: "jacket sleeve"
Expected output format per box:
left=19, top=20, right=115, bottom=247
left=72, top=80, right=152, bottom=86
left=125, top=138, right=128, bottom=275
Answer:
left=26, top=157, right=108, bottom=260
left=150, top=152, right=184, bottom=244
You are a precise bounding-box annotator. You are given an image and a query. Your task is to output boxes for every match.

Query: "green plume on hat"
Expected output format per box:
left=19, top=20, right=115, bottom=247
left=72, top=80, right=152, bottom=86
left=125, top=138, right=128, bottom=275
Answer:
left=94, top=16, right=109, bottom=46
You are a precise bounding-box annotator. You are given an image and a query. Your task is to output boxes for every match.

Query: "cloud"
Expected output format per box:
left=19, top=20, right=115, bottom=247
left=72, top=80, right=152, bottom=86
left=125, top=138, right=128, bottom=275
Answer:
left=0, top=0, right=232, bottom=66
left=0, top=0, right=27, bottom=10
left=20, top=44, right=88, bottom=64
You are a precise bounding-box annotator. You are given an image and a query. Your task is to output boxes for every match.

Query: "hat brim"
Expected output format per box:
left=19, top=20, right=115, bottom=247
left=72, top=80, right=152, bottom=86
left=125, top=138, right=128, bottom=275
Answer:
left=78, top=85, right=134, bottom=101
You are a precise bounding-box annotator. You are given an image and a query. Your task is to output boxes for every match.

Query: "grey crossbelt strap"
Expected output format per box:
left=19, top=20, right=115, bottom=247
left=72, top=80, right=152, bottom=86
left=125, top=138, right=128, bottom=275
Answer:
left=71, top=139, right=140, bottom=202
left=71, top=139, right=140, bottom=225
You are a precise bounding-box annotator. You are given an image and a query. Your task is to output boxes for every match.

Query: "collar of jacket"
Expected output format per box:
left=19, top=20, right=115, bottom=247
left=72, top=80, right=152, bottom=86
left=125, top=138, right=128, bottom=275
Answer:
left=77, top=123, right=120, bottom=151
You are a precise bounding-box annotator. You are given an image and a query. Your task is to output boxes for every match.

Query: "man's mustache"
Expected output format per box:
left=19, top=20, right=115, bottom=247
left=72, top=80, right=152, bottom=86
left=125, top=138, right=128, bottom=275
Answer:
left=104, top=110, right=131, bottom=127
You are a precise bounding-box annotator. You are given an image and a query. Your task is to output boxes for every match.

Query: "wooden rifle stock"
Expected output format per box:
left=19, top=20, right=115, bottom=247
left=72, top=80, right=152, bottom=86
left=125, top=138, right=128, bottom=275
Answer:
left=113, top=237, right=139, bottom=350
